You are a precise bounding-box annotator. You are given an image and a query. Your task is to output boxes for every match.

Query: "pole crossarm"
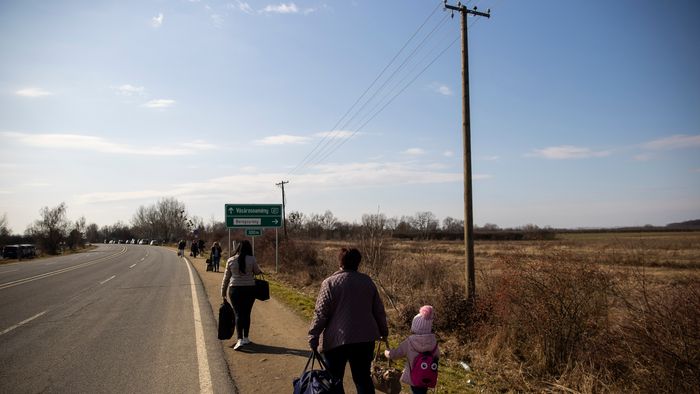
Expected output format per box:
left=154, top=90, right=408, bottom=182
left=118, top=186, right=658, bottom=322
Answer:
left=444, top=1, right=491, bottom=18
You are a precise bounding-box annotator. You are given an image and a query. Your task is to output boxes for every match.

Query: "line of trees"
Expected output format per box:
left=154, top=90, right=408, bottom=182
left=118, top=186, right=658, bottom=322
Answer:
left=0, top=201, right=558, bottom=258
left=1, top=198, right=198, bottom=257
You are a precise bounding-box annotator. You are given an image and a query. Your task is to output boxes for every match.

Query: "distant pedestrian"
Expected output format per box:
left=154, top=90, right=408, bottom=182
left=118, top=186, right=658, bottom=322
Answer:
left=211, top=242, right=222, bottom=272
left=308, top=247, right=389, bottom=394
left=191, top=241, right=199, bottom=258
left=384, top=305, right=440, bottom=394
left=178, top=240, right=186, bottom=256
left=221, top=240, right=263, bottom=350
left=198, top=239, right=205, bottom=256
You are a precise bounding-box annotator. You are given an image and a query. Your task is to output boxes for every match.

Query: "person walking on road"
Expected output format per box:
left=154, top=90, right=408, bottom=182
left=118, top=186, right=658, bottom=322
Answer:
left=211, top=242, right=222, bottom=272
left=308, top=247, right=389, bottom=394
left=191, top=241, right=199, bottom=258
left=221, top=240, right=263, bottom=350
left=177, top=240, right=186, bottom=256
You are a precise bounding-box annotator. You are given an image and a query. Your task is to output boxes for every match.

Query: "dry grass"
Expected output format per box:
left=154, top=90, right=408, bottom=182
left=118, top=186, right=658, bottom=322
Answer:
left=253, top=231, right=700, bottom=393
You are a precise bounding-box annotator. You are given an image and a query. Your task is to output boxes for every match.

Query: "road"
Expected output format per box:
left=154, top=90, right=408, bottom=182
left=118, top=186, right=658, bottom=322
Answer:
left=0, top=244, right=235, bottom=393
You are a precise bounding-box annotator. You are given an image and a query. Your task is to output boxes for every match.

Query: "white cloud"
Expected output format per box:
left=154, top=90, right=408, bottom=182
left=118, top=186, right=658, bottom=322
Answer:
left=233, top=1, right=254, bottom=14
left=15, top=88, right=52, bottom=98
left=642, top=134, right=700, bottom=150
left=76, top=190, right=169, bottom=204
left=74, top=160, right=489, bottom=205
left=633, top=154, right=653, bottom=161
left=314, top=130, right=356, bottom=139
left=261, top=3, right=299, bottom=14
left=152, top=13, right=164, bottom=28
left=430, top=83, right=453, bottom=96
left=180, top=139, right=219, bottom=151
left=211, top=14, right=224, bottom=27
left=403, top=148, right=426, bottom=156
left=143, top=99, right=175, bottom=109
left=113, top=84, right=145, bottom=96
left=478, top=155, right=500, bottom=161
left=254, top=134, right=310, bottom=145
left=443, top=150, right=454, bottom=157
left=527, top=145, right=611, bottom=159
left=1, top=132, right=193, bottom=156
left=21, top=182, right=51, bottom=188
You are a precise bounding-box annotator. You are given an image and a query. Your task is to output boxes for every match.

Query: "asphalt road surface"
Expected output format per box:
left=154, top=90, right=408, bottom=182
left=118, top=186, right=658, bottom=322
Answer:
left=0, top=244, right=235, bottom=393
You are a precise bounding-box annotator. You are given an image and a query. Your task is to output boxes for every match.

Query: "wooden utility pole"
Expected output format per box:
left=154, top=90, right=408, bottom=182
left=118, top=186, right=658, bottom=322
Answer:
left=444, top=1, right=490, bottom=300
left=276, top=180, right=289, bottom=239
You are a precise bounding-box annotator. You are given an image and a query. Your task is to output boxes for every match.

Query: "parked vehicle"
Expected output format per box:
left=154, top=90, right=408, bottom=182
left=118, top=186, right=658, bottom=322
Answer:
left=2, top=244, right=37, bottom=259
left=149, top=240, right=160, bottom=246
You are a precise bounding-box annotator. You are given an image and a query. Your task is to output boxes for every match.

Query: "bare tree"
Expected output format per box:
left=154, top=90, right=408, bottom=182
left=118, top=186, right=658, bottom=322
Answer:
left=287, top=211, right=305, bottom=236
left=26, top=202, right=69, bottom=255
left=0, top=213, right=10, bottom=246
left=156, top=197, right=188, bottom=242
left=442, top=216, right=464, bottom=233
left=360, top=213, right=388, bottom=277
left=66, top=216, right=87, bottom=250
left=412, top=211, right=438, bottom=239
left=85, top=223, right=100, bottom=243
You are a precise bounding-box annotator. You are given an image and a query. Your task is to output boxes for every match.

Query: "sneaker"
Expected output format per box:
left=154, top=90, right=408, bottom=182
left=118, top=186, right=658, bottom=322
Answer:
left=233, top=339, right=244, bottom=350
left=241, top=337, right=251, bottom=345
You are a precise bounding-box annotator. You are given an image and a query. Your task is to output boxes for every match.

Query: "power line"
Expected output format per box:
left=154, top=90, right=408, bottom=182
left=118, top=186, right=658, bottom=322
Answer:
left=294, top=8, right=453, bottom=174
left=287, top=1, right=444, bottom=176
left=311, top=34, right=462, bottom=167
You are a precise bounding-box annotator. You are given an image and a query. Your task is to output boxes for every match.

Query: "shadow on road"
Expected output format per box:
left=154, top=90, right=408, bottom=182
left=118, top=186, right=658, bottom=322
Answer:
left=233, top=342, right=311, bottom=358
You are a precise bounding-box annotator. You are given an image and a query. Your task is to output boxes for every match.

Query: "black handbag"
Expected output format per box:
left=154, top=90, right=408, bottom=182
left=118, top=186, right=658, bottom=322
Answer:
left=254, top=274, right=270, bottom=301
left=293, top=350, right=342, bottom=394
left=218, top=300, right=234, bottom=340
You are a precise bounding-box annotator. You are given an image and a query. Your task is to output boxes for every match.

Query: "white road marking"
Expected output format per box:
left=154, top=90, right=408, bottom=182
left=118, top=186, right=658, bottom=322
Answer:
left=129, top=264, right=137, bottom=269
left=0, top=247, right=127, bottom=291
left=0, top=269, right=19, bottom=275
left=140, top=258, right=145, bottom=262
left=99, top=275, right=116, bottom=285
left=0, top=310, right=47, bottom=336
left=184, top=257, right=213, bottom=394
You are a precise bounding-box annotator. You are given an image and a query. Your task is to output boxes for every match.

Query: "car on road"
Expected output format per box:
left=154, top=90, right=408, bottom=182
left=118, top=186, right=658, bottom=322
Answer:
left=138, top=239, right=149, bottom=245
left=149, top=240, right=160, bottom=246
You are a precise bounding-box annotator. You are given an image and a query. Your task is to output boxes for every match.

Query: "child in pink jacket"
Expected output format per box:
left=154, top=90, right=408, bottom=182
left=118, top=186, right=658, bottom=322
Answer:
left=384, top=305, right=440, bottom=394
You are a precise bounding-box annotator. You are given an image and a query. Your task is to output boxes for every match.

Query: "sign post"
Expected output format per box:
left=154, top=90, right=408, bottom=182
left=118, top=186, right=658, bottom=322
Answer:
left=226, top=204, right=282, bottom=271
left=245, top=229, right=263, bottom=255
left=225, top=204, right=283, bottom=228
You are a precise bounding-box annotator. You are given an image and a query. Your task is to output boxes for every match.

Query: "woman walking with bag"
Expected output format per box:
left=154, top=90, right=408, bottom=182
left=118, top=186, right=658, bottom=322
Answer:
left=308, top=247, right=389, bottom=394
left=221, top=240, right=262, bottom=350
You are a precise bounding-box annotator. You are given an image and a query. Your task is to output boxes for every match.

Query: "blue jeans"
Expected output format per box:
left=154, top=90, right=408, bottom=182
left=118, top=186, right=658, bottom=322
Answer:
left=323, top=341, right=375, bottom=394
left=213, top=256, right=221, bottom=271
left=229, top=286, right=256, bottom=339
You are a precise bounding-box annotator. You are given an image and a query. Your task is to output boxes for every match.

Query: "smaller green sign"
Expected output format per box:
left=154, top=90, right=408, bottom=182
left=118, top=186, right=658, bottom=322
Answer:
left=245, top=229, right=262, bottom=237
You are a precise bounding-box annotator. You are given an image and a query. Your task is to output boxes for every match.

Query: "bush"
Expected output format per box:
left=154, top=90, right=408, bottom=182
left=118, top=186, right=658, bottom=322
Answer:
left=615, top=273, right=700, bottom=393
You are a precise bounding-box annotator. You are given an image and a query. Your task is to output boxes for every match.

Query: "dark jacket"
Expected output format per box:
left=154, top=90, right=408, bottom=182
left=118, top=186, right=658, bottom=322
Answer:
left=308, top=269, right=389, bottom=352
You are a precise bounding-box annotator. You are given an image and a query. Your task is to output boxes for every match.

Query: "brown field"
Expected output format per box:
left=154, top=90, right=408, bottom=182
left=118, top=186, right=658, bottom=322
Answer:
left=255, top=231, right=699, bottom=393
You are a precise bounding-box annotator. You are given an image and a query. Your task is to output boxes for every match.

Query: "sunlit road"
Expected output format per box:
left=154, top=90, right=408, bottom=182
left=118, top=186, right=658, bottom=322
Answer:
left=0, top=244, right=234, bottom=393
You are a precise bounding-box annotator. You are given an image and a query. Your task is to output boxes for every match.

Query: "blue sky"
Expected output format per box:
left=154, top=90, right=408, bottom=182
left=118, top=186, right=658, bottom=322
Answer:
left=1, top=0, right=699, bottom=233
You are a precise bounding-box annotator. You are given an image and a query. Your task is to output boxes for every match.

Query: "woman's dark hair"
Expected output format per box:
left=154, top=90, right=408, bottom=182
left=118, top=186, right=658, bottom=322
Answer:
left=237, top=240, right=253, bottom=274
left=339, top=247, right=362, bottom=271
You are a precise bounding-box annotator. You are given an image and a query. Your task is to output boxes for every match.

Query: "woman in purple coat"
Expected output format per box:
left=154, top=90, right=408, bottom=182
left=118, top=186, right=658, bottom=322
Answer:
left=308, top=247, right=389, bottom=394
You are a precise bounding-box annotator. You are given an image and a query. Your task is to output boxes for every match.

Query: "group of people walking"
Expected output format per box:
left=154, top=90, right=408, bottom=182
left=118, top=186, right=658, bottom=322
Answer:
left=181, top=239, right=439, bottom=393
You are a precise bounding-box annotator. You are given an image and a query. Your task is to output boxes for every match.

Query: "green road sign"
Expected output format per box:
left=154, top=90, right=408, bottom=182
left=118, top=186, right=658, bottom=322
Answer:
left=245, top=229, right=262, bottom=237
left=225, top=204, right=282, bottom=228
